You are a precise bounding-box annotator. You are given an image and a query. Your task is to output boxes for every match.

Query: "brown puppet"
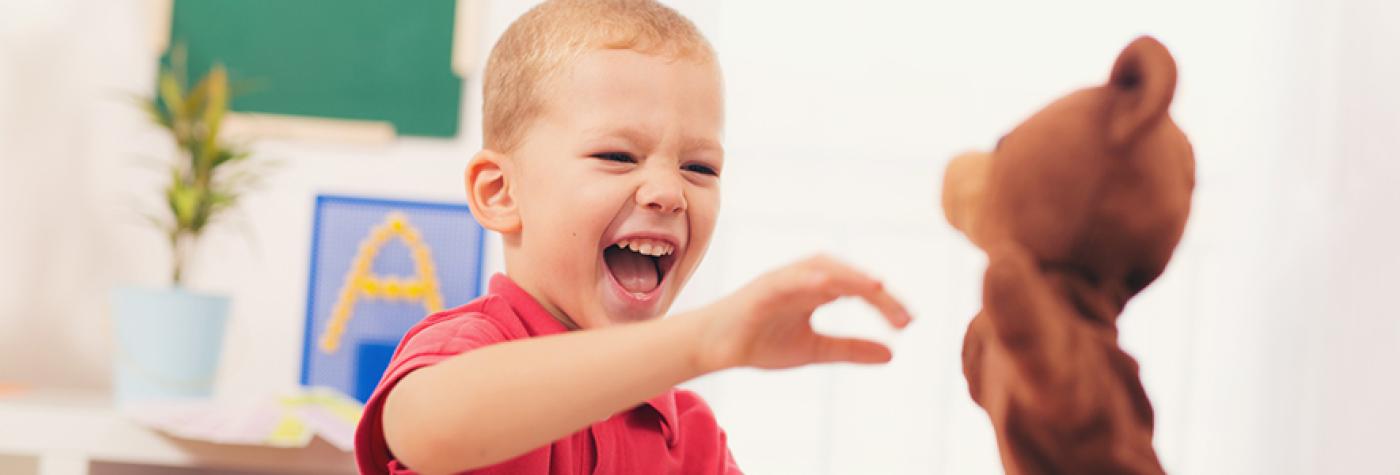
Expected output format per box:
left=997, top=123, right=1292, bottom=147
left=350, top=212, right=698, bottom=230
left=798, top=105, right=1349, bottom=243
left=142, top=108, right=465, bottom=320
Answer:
left=940, top=36, right=1194, bottom=474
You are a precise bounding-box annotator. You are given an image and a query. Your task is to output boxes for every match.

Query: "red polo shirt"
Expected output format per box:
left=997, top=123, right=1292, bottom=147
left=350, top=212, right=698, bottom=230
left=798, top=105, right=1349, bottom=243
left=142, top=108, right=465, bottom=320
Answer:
left=355, top=274, right=741, bottom=474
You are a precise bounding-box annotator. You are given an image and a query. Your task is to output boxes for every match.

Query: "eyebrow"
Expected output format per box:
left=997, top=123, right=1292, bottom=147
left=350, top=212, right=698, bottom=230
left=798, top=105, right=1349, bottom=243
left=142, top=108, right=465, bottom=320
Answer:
left=685, top=136, right=725, bottom=157
left=586, top=126, right=723, bottom=156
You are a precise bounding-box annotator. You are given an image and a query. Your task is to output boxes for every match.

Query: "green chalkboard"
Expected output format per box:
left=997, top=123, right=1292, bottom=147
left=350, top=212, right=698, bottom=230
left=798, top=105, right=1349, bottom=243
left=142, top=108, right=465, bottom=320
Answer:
left=166, top=0, right=463, bottom=138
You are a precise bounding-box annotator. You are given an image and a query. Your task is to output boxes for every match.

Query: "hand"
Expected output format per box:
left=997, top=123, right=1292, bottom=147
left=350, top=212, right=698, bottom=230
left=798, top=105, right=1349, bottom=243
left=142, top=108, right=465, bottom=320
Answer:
left=688, top=254, right=913, bottom=373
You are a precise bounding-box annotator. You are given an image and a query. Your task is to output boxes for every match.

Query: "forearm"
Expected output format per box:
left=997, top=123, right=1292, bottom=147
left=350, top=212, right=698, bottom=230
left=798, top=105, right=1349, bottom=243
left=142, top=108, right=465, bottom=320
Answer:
left=383, top=310, right=716, bottom=474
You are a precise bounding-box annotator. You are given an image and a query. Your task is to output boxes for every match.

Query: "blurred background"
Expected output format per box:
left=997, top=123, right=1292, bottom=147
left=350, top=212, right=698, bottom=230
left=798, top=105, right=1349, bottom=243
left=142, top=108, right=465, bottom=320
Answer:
left=2, top=0, right=1398, bottom=474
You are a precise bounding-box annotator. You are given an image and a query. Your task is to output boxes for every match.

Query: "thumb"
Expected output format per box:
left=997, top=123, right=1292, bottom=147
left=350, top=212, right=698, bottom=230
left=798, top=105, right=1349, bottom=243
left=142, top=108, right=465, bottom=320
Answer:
left=813, top=336, right=893, bottom=365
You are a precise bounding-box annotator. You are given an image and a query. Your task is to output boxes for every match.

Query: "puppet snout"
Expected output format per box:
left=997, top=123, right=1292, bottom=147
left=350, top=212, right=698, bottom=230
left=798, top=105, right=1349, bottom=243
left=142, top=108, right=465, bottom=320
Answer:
left=942, top=150, right=992, bottom=244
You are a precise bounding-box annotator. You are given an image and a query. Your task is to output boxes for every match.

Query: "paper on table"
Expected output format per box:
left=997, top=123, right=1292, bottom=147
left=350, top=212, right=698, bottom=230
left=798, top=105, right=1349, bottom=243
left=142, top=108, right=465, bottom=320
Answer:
left=282, top=388, right=364, bottom=451
left=123, top=387, right=362, bottom=451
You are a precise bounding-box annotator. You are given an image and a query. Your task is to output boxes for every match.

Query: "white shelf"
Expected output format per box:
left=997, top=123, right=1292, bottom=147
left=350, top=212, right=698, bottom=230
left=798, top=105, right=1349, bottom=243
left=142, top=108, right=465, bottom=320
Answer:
left=0, top=389, right=355, bottom=475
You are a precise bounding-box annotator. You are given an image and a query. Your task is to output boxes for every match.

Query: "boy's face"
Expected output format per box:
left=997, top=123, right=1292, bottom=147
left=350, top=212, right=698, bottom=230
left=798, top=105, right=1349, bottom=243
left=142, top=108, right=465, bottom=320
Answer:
left=507, top=49, right=724, bottom=328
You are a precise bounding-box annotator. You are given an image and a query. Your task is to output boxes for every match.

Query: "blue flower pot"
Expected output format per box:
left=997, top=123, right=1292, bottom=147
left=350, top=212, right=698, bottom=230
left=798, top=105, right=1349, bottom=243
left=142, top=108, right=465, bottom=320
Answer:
left=110, top=286, right=229, bottom=405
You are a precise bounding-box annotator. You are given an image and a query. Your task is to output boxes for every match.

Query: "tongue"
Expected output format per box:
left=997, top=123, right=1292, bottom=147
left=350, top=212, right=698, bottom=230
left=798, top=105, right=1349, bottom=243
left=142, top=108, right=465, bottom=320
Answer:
left=605, top=247, right=660, bottom=293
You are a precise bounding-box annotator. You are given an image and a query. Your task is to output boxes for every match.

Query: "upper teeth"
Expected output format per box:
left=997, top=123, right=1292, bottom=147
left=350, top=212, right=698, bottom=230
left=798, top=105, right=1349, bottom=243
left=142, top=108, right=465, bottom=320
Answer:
left=617, top=238, right=674, bottom=257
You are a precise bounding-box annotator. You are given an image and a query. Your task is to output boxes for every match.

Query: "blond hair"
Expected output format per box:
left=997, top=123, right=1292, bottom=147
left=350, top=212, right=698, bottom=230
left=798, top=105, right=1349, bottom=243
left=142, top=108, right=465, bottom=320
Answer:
left=482, top=0, right=716, bottom=152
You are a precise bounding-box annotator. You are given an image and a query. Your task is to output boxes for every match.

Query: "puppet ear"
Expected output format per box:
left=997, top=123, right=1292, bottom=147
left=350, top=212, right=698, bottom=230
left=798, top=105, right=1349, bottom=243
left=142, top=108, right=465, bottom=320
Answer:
left=1107, top=36, right=1178, bottom=148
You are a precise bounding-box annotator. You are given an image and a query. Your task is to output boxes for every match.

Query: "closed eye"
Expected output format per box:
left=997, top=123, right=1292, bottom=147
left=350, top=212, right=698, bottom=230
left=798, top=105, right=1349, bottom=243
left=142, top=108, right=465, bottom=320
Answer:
left=592, top=152, right=636, bottom=164
left=683, top=163, right=718, bottom=176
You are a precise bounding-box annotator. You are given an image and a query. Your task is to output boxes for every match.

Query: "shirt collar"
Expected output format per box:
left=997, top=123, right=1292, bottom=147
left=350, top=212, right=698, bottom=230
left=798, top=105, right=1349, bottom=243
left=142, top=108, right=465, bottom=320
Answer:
left=489, top=273, right=570, bottom=337
left=490, top=273, right=681, bottom=443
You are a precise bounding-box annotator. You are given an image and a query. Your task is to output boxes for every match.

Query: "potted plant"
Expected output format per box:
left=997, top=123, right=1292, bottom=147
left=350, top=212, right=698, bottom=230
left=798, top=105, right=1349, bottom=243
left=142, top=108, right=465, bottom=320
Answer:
left=111, top=56, right=265, bottom=404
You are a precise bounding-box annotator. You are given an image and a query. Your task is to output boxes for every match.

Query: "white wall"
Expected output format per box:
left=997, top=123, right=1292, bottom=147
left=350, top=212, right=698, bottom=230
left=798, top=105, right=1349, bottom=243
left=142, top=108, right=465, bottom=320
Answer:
left=0, top=0, right=495, bottom=403
left=1310, top=2, right=1400, bottom=472
left=3, top=0, right=1398, bottom=473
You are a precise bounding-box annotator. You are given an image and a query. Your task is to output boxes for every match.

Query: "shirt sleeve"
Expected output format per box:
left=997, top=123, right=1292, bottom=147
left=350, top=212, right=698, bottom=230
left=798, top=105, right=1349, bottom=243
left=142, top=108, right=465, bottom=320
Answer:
left=354, top=312, right=510, bottom=474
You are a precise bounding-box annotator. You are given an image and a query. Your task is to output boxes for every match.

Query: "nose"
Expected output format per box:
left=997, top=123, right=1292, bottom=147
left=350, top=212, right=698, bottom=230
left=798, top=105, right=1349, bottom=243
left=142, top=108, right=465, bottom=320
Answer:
left=636, top=170, right=687, bottom=214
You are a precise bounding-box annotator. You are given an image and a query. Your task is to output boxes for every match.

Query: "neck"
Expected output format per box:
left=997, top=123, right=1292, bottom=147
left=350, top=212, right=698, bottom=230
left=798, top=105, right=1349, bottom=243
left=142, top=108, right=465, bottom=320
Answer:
left=1041, top=264, right=1129, bottom=329
left=501, top=265, right=582, bottom=330
left=500, top=241, right=584, bottom=330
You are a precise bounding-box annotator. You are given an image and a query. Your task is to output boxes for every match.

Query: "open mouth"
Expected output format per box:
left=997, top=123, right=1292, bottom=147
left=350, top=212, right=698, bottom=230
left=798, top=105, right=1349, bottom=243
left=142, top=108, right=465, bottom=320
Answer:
left=602, top=237, right=679, bottom=297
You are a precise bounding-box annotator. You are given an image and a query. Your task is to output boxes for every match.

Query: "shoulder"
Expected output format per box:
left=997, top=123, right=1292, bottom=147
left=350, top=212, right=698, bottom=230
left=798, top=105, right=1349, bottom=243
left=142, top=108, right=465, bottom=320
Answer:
left=376, top=293, right=530, bottom=389
left=397, top=293, right=528, bottom=357
left=353, top=292, right=528, bottom=474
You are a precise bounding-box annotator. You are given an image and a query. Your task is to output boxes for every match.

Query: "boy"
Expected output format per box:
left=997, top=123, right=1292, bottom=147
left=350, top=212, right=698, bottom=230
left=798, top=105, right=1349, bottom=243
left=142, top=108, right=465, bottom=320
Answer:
left=354, top=1, right=912, bottom=473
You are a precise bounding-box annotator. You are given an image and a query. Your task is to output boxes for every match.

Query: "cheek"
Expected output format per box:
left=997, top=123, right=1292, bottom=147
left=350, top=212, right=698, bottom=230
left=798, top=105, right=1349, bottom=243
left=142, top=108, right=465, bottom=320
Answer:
left=687, top=189, right=720, bottom=246
left=534, top=171, right=613, bottom=232
left=521, top=189, right=604, bottom=269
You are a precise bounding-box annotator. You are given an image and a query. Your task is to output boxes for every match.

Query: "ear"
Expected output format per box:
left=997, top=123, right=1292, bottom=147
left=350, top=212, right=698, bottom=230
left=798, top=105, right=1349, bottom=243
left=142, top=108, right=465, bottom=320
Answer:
left=1107, top=36, right=1178, bottom=148
left=465, top=149, right=522, bottom=234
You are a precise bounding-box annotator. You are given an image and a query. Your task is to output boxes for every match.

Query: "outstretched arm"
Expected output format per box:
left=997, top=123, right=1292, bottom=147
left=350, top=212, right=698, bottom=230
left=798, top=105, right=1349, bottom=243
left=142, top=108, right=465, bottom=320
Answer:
left=383, top=255, right=911, bottom=475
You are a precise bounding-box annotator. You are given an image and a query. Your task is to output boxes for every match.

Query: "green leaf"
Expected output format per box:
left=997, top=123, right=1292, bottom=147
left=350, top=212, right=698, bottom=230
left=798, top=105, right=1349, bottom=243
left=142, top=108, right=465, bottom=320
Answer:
left=167, top=182, right=199, bottom=230
left=188, top=137, right=210, bottom=181
left=183, top=76, right=209, bottom=122
left=211, top=148, right=251, bottom=168
left=191, top=188, right=215, bottom=232
left=208, top=190, right=237, bottom=215
left=157, top=70, right=185, bottom=125
left=202, top=65, right=228, bottom=151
